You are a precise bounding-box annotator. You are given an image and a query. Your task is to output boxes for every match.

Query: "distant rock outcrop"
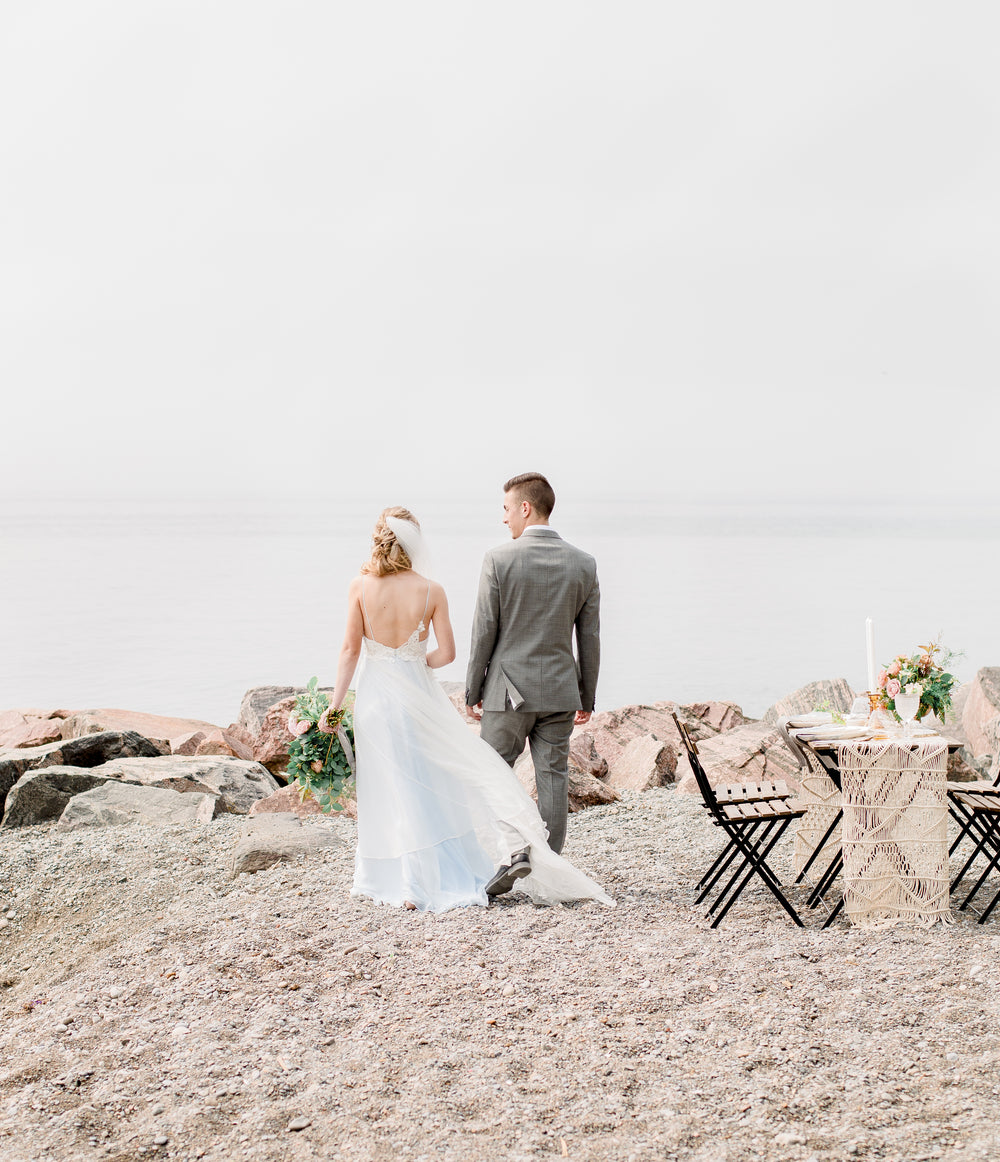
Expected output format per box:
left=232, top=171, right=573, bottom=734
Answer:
left=761, top=679, right=855, bottom=725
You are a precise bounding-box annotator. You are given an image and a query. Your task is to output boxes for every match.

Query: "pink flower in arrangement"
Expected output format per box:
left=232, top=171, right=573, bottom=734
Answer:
left=886, top=678, right=901, bottom=699
left=311, top=759, right=324, bottom=773
left=887, top=660, right=902, bottom=677
left=287, top=713, right=310, bottom=737
left=919, top=654, right=932, bottom=674
left=877, top=669, right=888, bottom=690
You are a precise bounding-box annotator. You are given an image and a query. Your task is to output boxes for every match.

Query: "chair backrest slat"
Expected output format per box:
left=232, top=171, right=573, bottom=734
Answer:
left=672, top=710, right=726, bottom=820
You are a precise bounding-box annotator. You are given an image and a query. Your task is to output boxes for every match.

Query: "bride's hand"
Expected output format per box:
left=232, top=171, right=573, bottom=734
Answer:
left=466, top=702, right=483, bottom=723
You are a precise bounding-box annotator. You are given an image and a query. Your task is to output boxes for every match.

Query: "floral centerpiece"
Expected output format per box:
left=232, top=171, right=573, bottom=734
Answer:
left=877, top=640, right=960, bottom=724
left=286, top=676, right=355, bottom=812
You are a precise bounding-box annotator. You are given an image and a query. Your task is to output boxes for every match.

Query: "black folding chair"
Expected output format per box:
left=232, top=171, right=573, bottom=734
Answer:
left=672, top=711, right=805, bottom=928
left=947, top=788, right=1000, bottom=923
left=947, top=762, right=1000, bottom=856
left=775, top=718, right=844, bottom=896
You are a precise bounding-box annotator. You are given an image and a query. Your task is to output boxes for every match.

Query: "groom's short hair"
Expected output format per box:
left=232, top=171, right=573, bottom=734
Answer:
left=503, top=472, right=555, bottom=519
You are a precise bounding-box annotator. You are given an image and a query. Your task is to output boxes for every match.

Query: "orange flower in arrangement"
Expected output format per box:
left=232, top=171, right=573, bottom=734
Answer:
left=877, top=639, right=960, bottom=723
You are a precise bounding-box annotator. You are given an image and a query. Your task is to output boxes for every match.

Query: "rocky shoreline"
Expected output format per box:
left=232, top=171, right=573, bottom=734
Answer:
left=3, top=671, right=1000, bottom=1161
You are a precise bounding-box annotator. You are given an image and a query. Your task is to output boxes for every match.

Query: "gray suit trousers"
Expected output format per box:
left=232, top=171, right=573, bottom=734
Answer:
left=480, top=709, right=576, bottom=855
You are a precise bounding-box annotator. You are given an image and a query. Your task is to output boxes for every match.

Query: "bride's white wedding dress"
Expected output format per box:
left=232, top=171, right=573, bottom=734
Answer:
left=350, top=594, right=614, bottom=912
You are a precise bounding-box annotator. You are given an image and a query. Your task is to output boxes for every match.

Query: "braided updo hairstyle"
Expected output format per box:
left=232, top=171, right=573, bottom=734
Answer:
left=361, top=506, right=420, bottom=576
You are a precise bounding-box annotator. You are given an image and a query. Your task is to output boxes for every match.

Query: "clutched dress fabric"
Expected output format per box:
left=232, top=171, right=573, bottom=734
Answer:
left=351, top=618, right=614, bottom=913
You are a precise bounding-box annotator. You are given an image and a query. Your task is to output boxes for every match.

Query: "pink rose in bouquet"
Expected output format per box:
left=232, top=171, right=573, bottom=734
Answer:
left=885, top=678, right=901, bottom=699
left=877, top=669, right=888, bottom=689
left=887, top=659, right=902, bottom=677
left=287, top=713, right=311, bottom=737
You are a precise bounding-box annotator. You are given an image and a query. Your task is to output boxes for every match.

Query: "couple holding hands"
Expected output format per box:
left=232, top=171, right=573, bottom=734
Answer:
left=328, top=472, right=614, bottom=912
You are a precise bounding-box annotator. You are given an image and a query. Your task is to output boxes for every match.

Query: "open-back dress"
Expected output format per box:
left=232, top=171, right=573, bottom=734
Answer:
left=350, top=582, right=614, bottom=912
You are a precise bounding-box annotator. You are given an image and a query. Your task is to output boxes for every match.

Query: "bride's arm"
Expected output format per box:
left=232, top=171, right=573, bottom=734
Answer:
left=331, top=578, right=365, bottom=710
left=425, top=583, right=456, bottom=670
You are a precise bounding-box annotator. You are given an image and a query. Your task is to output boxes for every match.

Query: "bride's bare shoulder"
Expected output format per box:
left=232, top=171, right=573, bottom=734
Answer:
left=428, top=578, right=449, bottom=605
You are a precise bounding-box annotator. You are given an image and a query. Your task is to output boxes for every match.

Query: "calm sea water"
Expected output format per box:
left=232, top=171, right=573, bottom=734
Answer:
left=2, top=498, right=997, bottom=725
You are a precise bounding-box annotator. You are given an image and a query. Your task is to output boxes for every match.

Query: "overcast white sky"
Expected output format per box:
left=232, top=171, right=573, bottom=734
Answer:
left=3, top=2, right=998, bottom=506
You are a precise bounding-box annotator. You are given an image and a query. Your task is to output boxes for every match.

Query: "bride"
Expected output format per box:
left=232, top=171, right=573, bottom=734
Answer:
left=327, top=506, right=614, bottom=912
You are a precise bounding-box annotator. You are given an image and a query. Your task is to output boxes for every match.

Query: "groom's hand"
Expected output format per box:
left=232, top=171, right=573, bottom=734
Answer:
left=574, top=710, right=592, bottom=726
left=466, top=702, right=483, bottom=722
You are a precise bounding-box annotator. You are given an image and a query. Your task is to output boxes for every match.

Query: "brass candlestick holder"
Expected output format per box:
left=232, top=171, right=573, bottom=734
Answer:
left=866, top=690, right=893, bottom=734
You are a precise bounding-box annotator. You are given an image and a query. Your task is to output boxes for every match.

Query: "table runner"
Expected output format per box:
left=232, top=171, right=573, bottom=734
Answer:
left=792, top=767, right=841, bottom=876
left=838, top=739, right=950, bottom=929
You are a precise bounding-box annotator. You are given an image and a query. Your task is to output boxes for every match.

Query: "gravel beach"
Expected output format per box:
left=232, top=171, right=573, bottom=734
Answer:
left=2, top=788, right=998, bottom=1162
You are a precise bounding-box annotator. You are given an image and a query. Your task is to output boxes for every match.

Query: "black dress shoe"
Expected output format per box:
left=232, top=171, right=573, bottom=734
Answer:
left=485, top=852, right=531, bottom=897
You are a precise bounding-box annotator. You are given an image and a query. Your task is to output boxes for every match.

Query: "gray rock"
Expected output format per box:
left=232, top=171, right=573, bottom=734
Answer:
left=949, top=747, right=985, bottom=784
left=762, top=678, right=855, bottom=725
left=1, top=768, right=123, bottom=829
left=235, top=687, right=306, bottom=739
left=58, top=782, right=219, bottom=830
left=230, top=813, right=343, bottom=875
left=0, top=731, right=164, bottom=813
left=87, top=755, right=281, bottom=815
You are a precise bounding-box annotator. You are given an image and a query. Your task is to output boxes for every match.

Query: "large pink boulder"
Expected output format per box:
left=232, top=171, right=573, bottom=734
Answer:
left=57, top=709, right=248, bottom=758
left=583, top=700, right=747, bottom=773
left=607, top=736, right=677, bottom=792
left=962, top=669, right=1000, bottom=758
left=675, top=722, right=801, bottom=795
left=0, top=710, right=73, bottom=750
left=250, top=784, right=325, bottom=818
left=227, top=686, right=337, bottom=775
left=251, top=783, right=357, bottom=819
left=513, top=750, right=619, bottom=812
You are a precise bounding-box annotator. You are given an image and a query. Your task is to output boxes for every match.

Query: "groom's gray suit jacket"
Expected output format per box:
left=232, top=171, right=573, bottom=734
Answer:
left=465, top=527, right=600, bottom=714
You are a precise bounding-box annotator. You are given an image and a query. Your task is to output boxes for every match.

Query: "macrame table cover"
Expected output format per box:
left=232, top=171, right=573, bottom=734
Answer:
left=792, top=767, right=841, bottom=876
left=838, top=738, right=951, bottom=929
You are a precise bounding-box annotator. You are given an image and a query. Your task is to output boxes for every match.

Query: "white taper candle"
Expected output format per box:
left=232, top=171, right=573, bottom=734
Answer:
left=866, top=617, right=876, bottom=693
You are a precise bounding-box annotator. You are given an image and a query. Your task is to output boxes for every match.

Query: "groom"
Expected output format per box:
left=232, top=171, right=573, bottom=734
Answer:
left=465, top=472, right=601, bottom=895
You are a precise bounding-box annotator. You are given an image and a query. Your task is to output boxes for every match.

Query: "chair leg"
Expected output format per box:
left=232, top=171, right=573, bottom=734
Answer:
left=703, top=820, right=787, bottom=912
left=822, top=895, right=845, bottom=928
left=710, top=818, right=804, bottom=929
left=951, top=817, right=995, bottom=895
left=697, top=819, right=765, bottom=896
left=808, top=851, right=843, bottom=908
left=794, top=811, right=842, bottom=884
left=978, top=880, right=1000, bottom=924
left=960, top=817, right=1000, bottom=912
left=949, top=803, right=975, bottom=855
left=704, top=822, right=772, bottom=913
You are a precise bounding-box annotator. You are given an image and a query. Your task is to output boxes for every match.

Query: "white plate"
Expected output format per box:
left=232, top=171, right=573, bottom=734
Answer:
left=796, top=725, right=871, bottom=742
left=787, top=712, right=834, bottom=728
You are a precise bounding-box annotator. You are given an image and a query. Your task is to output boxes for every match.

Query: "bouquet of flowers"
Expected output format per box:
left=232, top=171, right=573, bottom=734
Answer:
left=285, top=677, right=355, bottom=812
left=877, top=640, right=960, bottom=723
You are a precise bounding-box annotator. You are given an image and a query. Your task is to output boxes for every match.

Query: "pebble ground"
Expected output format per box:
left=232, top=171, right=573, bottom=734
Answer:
left=2, top=789, right=999, bottom=1162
